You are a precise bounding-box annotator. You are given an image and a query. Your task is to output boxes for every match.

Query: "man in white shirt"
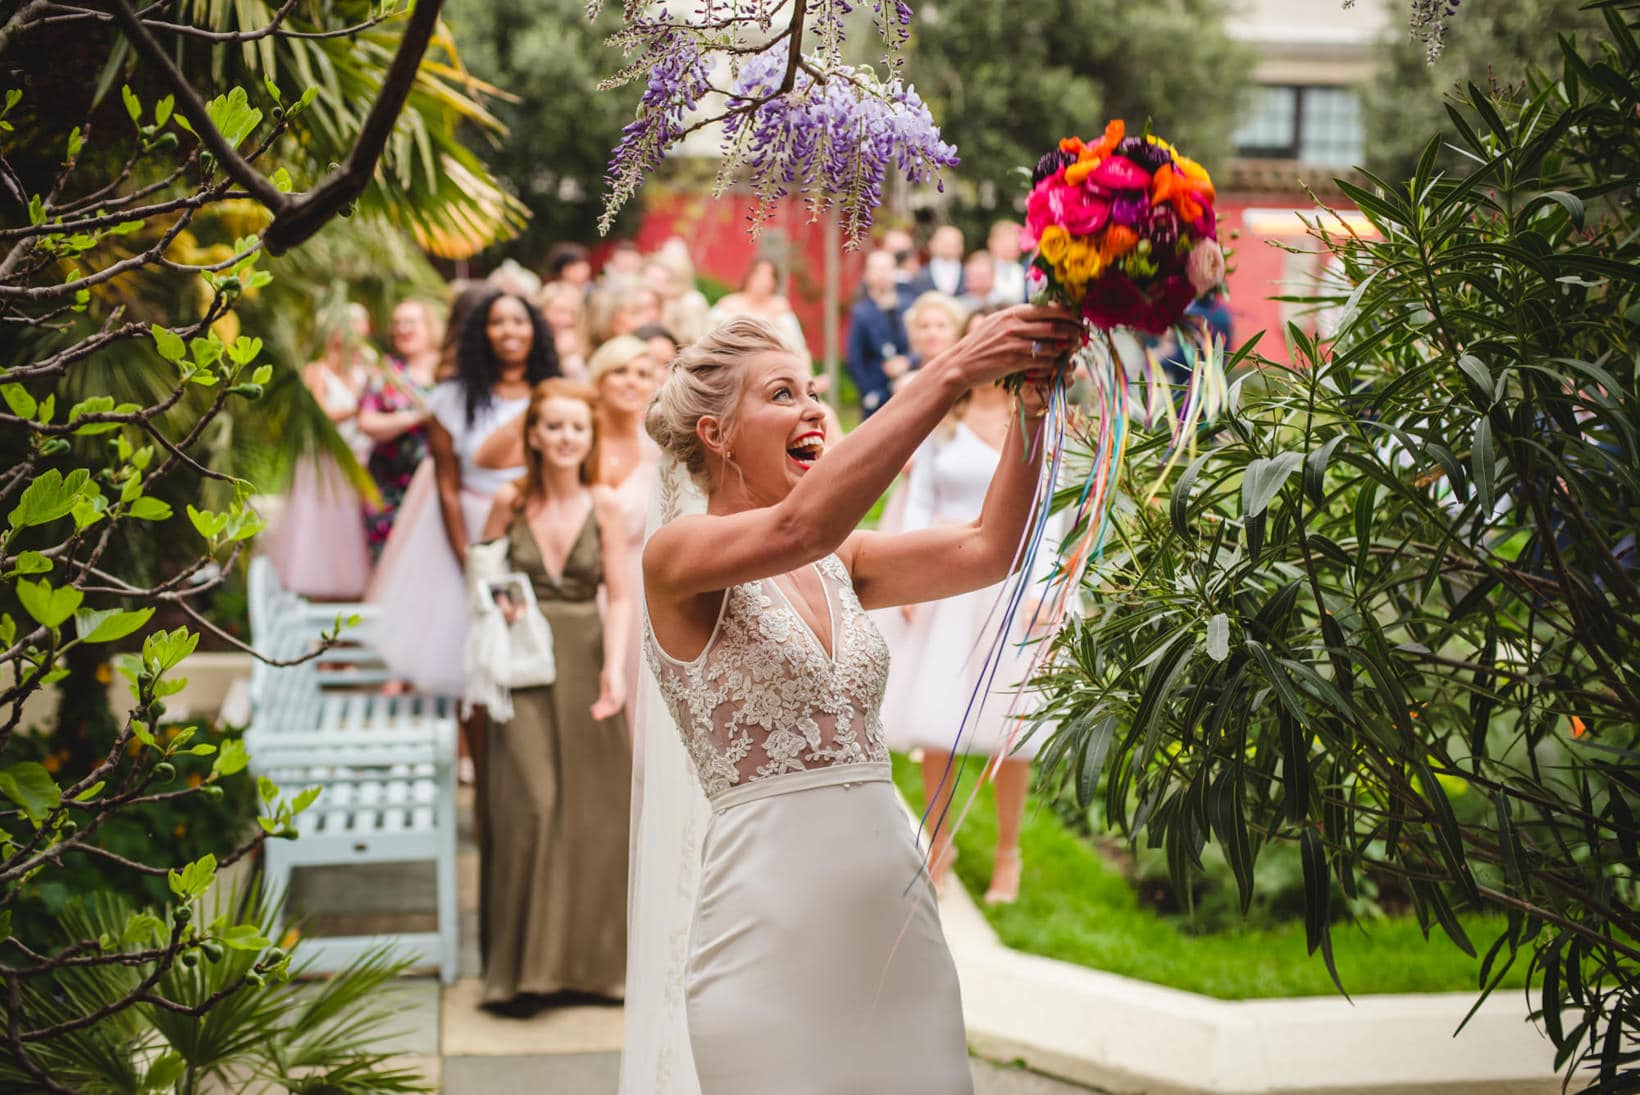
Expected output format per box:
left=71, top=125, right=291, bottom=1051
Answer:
left=911, top=225, right=966, bottom=298
left=987, top=219, right=1028, bottom=305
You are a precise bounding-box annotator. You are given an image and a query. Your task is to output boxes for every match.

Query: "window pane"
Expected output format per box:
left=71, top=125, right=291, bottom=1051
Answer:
left=1233, top=86, right=1298, bottom=158
left=1299, top=87, right=1364, bottom=167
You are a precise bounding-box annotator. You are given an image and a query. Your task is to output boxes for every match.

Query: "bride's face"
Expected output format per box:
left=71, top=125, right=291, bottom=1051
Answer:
left=716, top=351, right=826, bottom=503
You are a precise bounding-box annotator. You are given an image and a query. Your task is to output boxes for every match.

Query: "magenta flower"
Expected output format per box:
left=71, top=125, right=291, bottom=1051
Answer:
left=1089, top=155, right=1151, bottom=190
left=1052, top=183, right=1111, bottom=236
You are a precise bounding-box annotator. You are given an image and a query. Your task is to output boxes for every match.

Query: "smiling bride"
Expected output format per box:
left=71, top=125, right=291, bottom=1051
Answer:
left=635, top=305, right=1078, bottom=1094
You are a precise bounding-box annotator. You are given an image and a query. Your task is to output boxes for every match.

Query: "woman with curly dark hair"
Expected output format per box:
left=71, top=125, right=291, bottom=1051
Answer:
left=368, top=290, right=560, bottom=750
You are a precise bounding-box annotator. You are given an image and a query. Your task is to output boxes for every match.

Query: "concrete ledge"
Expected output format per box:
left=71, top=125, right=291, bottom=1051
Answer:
left=939, top=887, right=1563, bottom=1095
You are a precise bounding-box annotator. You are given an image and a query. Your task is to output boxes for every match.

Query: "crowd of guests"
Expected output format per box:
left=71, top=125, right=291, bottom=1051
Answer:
left=259, top=222, right=1160, bottom=1017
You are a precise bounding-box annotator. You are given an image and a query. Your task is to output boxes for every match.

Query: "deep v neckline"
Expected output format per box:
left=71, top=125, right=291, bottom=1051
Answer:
left=525, top=495, right=593, bottom=585
left=767, top=563, right=839, bottom=663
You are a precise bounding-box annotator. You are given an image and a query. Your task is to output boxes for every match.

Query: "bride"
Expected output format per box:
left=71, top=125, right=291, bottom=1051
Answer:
left=629, top=304, right=1077, bottom=1094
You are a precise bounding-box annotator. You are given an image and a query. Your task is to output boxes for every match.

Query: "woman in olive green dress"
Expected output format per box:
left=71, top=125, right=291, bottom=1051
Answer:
left=477, top=378, right=631, bottom=1016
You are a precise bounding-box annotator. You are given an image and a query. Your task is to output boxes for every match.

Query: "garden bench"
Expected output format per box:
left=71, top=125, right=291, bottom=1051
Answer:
left=244, top=557, right=460, bottom=984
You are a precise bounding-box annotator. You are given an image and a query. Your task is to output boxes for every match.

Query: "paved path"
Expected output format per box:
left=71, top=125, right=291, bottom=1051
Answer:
left=288, top=788, right=1104, bottom=1094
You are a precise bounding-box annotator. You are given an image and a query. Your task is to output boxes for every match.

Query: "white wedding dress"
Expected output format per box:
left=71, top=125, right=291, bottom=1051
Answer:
left=641, top=551, right=973, bottom=1095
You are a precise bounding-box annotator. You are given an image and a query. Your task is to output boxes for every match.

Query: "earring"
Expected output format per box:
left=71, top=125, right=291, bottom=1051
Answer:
left=725, top=449, right=735, bottom=460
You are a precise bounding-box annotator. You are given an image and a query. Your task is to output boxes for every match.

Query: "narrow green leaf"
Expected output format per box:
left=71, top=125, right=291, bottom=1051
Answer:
left=1241, top=452, right=1303, bottom=519
left=1472, top=417, right=1496, bottom=513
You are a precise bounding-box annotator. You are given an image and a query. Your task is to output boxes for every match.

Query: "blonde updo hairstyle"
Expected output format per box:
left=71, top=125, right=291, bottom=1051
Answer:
left=586, top=334, right=653, bottom=387
left=645, top=316, right=794, bottom=489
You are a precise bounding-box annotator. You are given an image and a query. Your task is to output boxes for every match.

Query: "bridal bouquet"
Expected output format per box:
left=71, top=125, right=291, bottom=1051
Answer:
left=932, top=122, right=1231, bottom=787
left=1022, top=119, right=1225, bottom=333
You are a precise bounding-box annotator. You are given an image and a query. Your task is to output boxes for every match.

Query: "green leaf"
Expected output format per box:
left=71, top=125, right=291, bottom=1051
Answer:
left=1205, top=613, right=1230, bottom=662
left=167, top=853, right=217, bottom=901
left=151, top=323, right=186, bottom=363
left=212, top=739, right=249, bottom=779
left=122, top=911, right=163, bottom=946
left=271, top=166, right=293, bottom=193
left=0, top=763, right=61, bottom=826
left=189, top=336, right=223, bottom=368
left=1241, top=452, right=1303, bottom=519
left=1, top=383, right=37, bottom=420
left=219, top=923, right=271, bottom=951
left=9, top=551, right=51, bottom=576
left=8, top=468, right=89, bottom=530
left=16, top=579, right=82, bottom=629
left=154, top=94, right=174, bottom=129
left=1074, top=714, right=1116, bottom=809
left=1456, top=355, right=1493, bottom=407
left=128, top=497, right=172, bottom=521
left=1472, top=417, right=1496, bottom=513
left=290, top=786, right=322, bottom=815
left=186, top=504, right=229, bottom=539
left=145, top=1051, right=185, bottom=1092
left=1303, top=435, right=1343, bottom=506
left=75, top=606, right=154, bottom=644
left=203, top=86, right=263, bottom=149
left=121, top=83, right=140, bottom=123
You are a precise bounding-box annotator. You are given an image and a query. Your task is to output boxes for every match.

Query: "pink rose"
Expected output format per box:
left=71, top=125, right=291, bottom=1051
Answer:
left=1050, top=182, right=1110, bottom=236
left=1186, top=239, right=1226, bottom=296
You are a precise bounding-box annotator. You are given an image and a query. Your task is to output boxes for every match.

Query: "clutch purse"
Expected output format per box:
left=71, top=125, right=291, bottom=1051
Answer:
left=464, top=536, right=555, bottom=720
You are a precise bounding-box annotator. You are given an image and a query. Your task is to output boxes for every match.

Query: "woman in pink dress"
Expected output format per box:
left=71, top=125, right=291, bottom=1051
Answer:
left=265, top=303, right=374, bottom=599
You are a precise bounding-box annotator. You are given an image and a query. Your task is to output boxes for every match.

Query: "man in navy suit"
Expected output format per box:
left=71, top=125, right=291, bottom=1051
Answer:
left=845, top=250, right=912, bottom=417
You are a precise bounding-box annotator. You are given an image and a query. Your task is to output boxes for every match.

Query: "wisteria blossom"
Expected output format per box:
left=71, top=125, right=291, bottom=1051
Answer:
left=720, top=53, right=957, bottom=243
left=594, top=0, right=943, bottom=243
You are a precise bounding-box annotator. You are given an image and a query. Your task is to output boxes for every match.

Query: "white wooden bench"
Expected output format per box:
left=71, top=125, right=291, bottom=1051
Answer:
left=245, top=557, right=461, bottom=984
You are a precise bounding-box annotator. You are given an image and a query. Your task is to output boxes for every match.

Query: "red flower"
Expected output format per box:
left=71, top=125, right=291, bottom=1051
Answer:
left=1081, top=272, right=1197, bottom=335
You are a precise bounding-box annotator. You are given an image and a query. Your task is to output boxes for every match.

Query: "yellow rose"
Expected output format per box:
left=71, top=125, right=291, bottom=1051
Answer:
left=1038, top=226, right=1071, bottom=265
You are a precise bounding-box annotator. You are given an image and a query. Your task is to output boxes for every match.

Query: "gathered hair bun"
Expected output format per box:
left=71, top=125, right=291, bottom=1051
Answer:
left=645, top=316, right=795, bottom=486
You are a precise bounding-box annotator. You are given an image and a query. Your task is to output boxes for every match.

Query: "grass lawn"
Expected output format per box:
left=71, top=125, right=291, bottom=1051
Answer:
left=890, top=753, right=1534, bottom=1001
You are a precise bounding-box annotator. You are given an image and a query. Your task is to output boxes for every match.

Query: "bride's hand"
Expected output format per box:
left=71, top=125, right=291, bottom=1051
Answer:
left=939, top=304, right=1080, bottom=389
left=1016, top=365, right=1067, bottom=420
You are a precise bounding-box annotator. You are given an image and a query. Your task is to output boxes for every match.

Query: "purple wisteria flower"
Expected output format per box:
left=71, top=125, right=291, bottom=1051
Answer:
left=599, top=22, right=713, bottom=233
left=720, top=51, right=958, bottom=243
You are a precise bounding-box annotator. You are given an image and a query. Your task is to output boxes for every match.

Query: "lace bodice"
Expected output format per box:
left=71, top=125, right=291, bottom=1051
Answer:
left=644, top=554, right=890, bottom=802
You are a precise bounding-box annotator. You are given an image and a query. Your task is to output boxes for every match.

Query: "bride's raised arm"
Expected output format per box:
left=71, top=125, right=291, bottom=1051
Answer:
left=643, top=306, right=1077, bottom=603
left=840, top=376, right=1055, bottom=612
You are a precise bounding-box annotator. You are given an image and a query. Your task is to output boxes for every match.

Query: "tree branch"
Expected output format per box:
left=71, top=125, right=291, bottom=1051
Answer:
left=107, top=0, right=288, bottom=210
left=259, top=0, right=449, bottom=254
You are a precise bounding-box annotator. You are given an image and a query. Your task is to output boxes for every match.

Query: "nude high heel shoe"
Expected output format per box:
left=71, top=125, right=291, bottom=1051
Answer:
left=984, top=848, right=1021, bottom=905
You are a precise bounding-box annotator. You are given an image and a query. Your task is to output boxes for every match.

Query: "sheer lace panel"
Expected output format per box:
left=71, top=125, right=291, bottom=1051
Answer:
left=645, top=554, right=890, bottom=801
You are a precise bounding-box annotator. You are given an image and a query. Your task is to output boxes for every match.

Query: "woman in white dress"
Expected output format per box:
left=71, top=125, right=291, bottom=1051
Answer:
left=587, top=335, right=663, bottom=719
left=366, top=289, right=559, bottom=779
left=639, top=305, right=1077, bottom=1094
left=880, top=368, right=1057, bottom=904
